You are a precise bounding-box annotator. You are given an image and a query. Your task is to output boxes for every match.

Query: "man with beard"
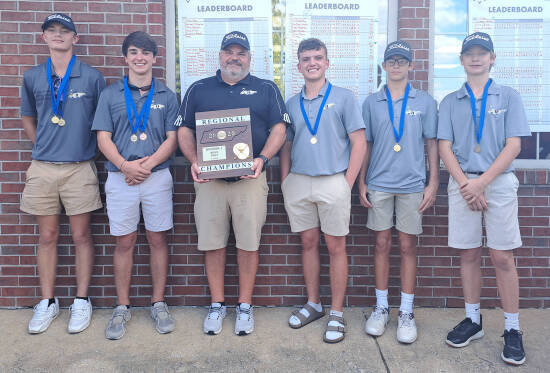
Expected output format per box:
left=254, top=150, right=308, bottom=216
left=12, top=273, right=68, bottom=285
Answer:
left=176, top=31, right=289, bottom=336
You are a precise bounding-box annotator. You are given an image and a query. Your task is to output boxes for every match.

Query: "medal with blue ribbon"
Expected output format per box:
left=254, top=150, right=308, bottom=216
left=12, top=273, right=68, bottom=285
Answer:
left=123, top=76, right=155, bottom=142
left=465, top=79, right=492, bottom=153
left=47, top=55, right=76, bottom=127
left=299, top=82, right=332, bottom=145
left=385, top=83, right=410, bottom=152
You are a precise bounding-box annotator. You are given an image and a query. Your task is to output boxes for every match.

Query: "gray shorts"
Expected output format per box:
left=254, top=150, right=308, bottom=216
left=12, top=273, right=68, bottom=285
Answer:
left=366, top=189, right=424, bottom=235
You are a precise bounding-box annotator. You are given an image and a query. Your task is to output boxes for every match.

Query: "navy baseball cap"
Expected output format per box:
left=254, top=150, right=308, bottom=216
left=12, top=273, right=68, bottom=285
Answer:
left=42, top=13, right=77, bottom=34
left=220, top=31, right=250, bottom=50
left=461, top=32, right=493, bottom=54
left=384, top=40, right=412, bottom=62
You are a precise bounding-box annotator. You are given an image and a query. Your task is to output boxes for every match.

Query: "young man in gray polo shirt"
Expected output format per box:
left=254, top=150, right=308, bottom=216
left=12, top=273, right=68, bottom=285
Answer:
left=20, top=13, right=105, bottom=334
left=438, top=32, right=530, bottom=365
left=93, top=31, right=178, bottom=340
left=359, top=40, right=438, bottom=344
left=280, top=38, right=366, bottom=343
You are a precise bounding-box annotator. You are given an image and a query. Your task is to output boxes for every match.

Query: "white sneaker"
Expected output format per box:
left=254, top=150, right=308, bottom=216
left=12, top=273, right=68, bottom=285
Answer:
left=28, top=298, right=59, bottom=334
left=235, top=303, right=254, bottom=336
left=397, top=311, right=417, bottom=344
left=365, top=306, right=390, bottom=336
left=203, top=303, right=226, bottom=335
left=68, top=298, right=92, bottom=333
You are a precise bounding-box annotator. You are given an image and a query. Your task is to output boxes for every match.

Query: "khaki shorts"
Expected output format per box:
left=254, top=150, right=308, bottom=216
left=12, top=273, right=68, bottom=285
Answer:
left=105, top=168, right=174, bottom=236
left=20, top=160, right=102, bottom=216
left=366, top=190, right=423, bottom=235
left=448, top=172, right=521, bottom=250
left=194, top=172, right=268, bottom=251
left=281, top=172, right=351, bottom=236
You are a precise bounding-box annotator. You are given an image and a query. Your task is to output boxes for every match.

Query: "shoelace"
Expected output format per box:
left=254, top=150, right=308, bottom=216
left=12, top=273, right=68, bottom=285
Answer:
left=70, top=305, right=89, bottom=319
left=153, top=304, right=170, bottom=319
left=111, top=309, right=128, bottom=324
left=371, top=306, right=387, bottom=320
left=238, top=306, right=252, bottom=321
left=33, top=304, right=52, bottom=319
left=399, top=313, right=414, bottom=327
left=207, top=306, right=223, bottom=320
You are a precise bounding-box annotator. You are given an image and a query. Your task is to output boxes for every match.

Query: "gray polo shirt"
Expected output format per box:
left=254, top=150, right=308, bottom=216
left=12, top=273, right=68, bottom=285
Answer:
left=437, top=81, right=531, bottom=173
left=286, top=81, right=365, bottom=176
left=362, top=85, right=438, bottom=193
left=20, top=58, right=105, bottom=162
left=91, top=78, right=178, bottom=172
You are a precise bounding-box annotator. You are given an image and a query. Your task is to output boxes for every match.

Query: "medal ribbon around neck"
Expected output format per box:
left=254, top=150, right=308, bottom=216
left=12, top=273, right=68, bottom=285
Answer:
left=385, top=83, right=410, bottom=146
left=299, top=82, right=332, bottom=139
left=47, top=55, right=76, bottom=119
left=123, top=76, right=155, bottom=135
left=465, top=79, right=492, bottom=147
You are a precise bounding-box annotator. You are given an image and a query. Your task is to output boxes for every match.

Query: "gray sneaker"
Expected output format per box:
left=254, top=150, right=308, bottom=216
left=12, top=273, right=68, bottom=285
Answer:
left=106, top=305, right=131, bottom=340
left=235, top=303, right=254, bottom=336
left=151, top=301, right=175, bottom=334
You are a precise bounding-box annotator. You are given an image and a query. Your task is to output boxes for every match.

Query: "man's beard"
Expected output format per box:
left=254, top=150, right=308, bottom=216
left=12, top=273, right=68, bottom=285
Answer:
left=221, top=63, right=249, bottom=81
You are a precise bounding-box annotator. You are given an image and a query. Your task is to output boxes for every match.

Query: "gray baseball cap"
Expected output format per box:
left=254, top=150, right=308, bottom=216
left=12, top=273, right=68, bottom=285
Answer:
left=384, top=40, right=412, bottom=62
left=41, top=13, right=77, bottom=34
left=461, top=32, right=494, bottom=53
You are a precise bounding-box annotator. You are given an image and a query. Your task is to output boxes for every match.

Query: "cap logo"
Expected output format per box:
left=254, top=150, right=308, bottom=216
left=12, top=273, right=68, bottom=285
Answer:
left=47, top=14, right=72, bottom=24
left=387, top=43, right=410, bottom=52
left=464, top=34, right=489, bottom=43
left=224, top=33, right=246, bottom=42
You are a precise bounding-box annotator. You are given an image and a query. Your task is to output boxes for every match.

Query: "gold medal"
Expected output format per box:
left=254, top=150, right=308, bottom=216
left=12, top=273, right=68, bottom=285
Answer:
left=393, top=143, right=401, bottom=152
left=139, top=133, right=147, bottom=141
left=474, top=144, right=481, bottom=153
left=58, top=118, right=66, bottom=126
left=310, top=136, right=318, bottom=144
left=51, top=115, right=59, bottom=124
left=130, top=134, right=138, bottom=142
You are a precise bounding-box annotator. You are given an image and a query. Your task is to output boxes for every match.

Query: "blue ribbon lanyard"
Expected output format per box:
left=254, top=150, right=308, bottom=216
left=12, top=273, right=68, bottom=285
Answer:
left=123, top=76, right=155, bottom=134
left=385, top=83, right=410, bottom=145
left=46, top=55, right=76, bottom=118
left=465, top=79, right=492, bottom=145
left=299, top=82, right=332, bottom=137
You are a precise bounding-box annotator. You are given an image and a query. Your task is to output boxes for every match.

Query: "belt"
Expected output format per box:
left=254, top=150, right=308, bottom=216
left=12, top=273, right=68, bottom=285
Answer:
left=223, top=177, right=242, bottom=183
left=464, top=171, right=484, bottom=175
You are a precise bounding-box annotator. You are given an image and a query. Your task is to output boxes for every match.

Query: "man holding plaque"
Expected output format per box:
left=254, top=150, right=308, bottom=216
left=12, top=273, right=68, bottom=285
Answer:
left=175, top=31, right=288, bottom=336
left=93, top=31, right=178, bottom=340
left=280, top=38, right=366, bottom=343
left=20, top=13, right=105, bottom=334
left=359, top=40, right=438, bottom=344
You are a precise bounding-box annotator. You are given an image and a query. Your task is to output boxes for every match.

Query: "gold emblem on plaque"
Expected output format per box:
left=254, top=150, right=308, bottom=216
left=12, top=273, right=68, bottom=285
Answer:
left=217, top=130, right=227, bottom=140
left=140, top=133, right=147, bottom=141
left=130, top=134, right=138, bottom=142
left=57, top=118, right=66, bottom=126
left=393, top=143, right=401, bottom=152
left=233, top=142, right=250, bottom=160
left=310, top=136, right=318, bottom=144
left=51, top=116, right=59, bottom=124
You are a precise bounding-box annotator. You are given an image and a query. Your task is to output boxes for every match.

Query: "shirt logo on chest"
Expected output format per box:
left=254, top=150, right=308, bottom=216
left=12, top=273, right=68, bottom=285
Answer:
left=405, top=109, right=421, bottom=116
left=324, top=103, right=335, bottom=110
left=240, top=88, right=257, bottom=95
left=68, top=92, right=86, bottom=99
left=150, top=103, right=165, bottom=110
left=488, top=108, right=506, bottom=116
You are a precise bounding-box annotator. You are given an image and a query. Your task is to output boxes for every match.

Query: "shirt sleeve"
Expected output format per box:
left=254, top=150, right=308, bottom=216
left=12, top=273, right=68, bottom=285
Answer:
left=175, top=82, right=200, bottom=130
left=285, top=98, right=295, bottom=142
left=94, top=73, right=106, bottom=109
left=422, top=94, right=438, bottom=139
left=504, top=88, right=531, bottom=138
left=436, top=95, right=453, bottom=142
left=165, top=90, right=179, bottom=132
left=20, top=72, right=37, bottom=117
left=361, top=97, right=374, bottom=142
left=91, top=89, right=114, bottom=133
left=342, top=90, right=366, bottom=134
left=263, top=80, right=291, bottom=128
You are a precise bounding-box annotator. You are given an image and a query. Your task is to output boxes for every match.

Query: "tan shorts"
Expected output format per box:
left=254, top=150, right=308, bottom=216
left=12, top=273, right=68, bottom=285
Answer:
left=281, top=172, right=351, bottom=236
left=366, top=190, right=423, bottom=235
left=194, top=172, right=268, bottom=251
left=20, top=160, right=102, bottom=216
left=448, top=172, right=521, bottom=250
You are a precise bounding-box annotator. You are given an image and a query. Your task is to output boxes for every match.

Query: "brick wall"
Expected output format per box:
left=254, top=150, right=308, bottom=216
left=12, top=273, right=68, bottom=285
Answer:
left=0, top=1, right=549, bottom=308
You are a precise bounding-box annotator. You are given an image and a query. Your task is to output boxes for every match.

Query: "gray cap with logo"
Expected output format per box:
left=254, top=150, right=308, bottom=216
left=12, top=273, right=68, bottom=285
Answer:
left=220, top=31, right=250, bottom=50
left=461, top=32, right=494, bottom=53
left=41, top=13, right=77, bottom=34
left=384, top=40, right=412, bottom=62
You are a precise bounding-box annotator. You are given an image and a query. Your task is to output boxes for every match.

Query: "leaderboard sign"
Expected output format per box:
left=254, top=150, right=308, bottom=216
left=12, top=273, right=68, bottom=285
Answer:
left=469, top=0, right=550, bottom=132
left=284, top=1, right=379, bottom=103
left=177, top=0, right=274, bottom=95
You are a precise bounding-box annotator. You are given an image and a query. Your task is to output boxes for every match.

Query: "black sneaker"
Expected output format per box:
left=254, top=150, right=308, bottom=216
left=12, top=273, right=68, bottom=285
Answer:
left=446, top=316, right=484, bottom=347
left=501, top=329, right=526, bottom=365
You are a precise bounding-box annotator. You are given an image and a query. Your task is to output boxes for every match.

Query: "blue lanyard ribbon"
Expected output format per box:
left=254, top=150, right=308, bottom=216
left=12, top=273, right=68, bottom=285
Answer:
left=299, top=82, right=332, bottom=137
left=385, top=83, right=410, bottom=144
left=46, top=55, right=76, bottom=118
left=465, top=79, right=492, bottom=145
left=123, top=76, right=155, bottom=134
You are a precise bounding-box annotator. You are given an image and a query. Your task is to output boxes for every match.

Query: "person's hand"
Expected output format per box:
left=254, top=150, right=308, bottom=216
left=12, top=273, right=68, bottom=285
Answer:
left=460, top=178, right=487, bottom=205
left=121, top=157, right=151, bottom=184
left=191, top=162, right=210, bottom=183
left=358, top=183, right=373, bottom=208
left=418, top=182, right=438, bottom=213
left=241, top=157, right=263, bottom=179
left=467, top=194, right=488, bottom=211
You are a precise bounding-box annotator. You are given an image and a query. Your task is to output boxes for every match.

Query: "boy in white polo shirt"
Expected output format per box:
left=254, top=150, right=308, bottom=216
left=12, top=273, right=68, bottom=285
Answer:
left=438, top=32, right=531, bottom=365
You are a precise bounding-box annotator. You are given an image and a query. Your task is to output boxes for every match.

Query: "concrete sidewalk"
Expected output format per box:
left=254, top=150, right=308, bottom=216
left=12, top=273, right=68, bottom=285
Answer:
left=1, top=307, right=547, bottom=372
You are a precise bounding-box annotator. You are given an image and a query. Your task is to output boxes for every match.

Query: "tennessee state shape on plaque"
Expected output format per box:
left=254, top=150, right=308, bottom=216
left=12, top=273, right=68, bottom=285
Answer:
left=195, top=108, right=254, bottom=179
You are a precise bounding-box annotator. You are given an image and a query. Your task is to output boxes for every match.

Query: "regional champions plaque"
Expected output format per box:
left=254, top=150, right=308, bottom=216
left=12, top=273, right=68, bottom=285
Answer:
left=195, top=108, right=254, bottom=179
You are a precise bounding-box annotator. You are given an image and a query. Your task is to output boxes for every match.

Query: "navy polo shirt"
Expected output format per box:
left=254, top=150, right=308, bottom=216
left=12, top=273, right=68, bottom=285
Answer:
left=175, top=70, right=289, bottom=158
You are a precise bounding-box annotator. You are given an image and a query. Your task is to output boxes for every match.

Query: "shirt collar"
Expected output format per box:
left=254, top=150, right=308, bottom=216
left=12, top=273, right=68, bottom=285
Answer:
left=46, top=57, right=81, bottom=78
left=456, top=80, right=501, bottom=99
left=215, top=69, right=251, bottom=86
left=117, top=77, right=167, bottom=93
left=300, top=79, right=330, bottom=100
left=376, top=83, right=418, bottom=101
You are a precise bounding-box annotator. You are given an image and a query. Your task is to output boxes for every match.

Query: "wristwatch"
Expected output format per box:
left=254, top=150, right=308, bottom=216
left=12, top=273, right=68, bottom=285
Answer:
left=258, top=154, right=269, bottom=171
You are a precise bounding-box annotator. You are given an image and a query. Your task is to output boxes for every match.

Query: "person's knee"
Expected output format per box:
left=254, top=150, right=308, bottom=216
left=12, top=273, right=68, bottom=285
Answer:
left=39, top=227, right=59, bottom=248
left=72, top=228, right=92, bottom=248
left=115, top=234, right=137, bottom=253
left=375, top=233, right=391, bottom=255
left=460, top=249, right=481, bottom=264
left=491, top=251, right=514, bottom=271
left=146, top=230, right=167, bottom=251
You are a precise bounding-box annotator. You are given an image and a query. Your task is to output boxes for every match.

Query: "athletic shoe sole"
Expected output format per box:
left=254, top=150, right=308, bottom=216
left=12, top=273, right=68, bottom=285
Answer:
left=235, top=327, right=253, bottom=336
left=28, top=312, right=59, bottom=334
left=501, top=352, right=525, bottom=366
left=397, top=334, right=417, bottom=344
left=68, top=317, right=91, bottom=334
left=204, top=325, right=222, bottom=335
left=445, top=329, right=484, bottom=348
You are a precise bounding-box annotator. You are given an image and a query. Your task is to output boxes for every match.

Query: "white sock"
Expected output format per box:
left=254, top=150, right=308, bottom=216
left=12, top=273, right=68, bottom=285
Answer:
left=375, top=288, right=389, bottom=309
left=465, top=302, right=481, bottom=325
left=399, top=292, right=414, bottom=313
left=325, top=309, right=344, bottom=341
left=504, top=312, right=520, bottom=331
left=288, top=301, right=322, bottom=326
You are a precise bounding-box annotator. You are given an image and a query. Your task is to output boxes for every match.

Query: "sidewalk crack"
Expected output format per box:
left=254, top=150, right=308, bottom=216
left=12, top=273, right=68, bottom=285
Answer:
left=373, top=336, right=390, bottom=373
